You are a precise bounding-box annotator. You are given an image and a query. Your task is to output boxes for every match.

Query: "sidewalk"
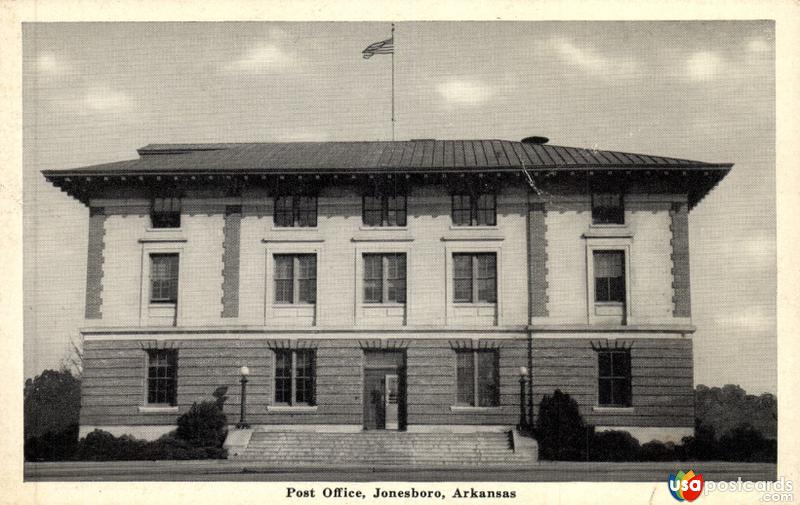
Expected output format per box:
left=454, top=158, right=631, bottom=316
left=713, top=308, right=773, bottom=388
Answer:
left=24, top=460, right=777, bottom=482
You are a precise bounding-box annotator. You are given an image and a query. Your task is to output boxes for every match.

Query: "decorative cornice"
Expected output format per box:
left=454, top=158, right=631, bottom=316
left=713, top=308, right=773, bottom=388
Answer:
left=527, top=323, right=695, bottom=334
left=81, top=325, right=530, bottom=338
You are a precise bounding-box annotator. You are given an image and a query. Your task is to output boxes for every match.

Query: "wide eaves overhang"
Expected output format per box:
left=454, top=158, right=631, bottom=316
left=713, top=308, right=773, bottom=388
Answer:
left=42, top=140, right=732, bottom=208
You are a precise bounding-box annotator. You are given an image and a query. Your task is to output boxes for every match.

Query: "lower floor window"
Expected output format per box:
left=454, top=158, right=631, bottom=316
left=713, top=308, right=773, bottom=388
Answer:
left=147, top=349, right=177, bottom=405
left=456, top=350, right=499, bottom=407
left=597, top=349, right=632, bottom=407
left=275, top=349, right=316, bottom=405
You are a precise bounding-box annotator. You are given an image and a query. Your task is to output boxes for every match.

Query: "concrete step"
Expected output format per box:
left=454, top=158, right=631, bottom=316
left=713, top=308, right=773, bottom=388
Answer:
left=234, top=430, right=536, bottom=466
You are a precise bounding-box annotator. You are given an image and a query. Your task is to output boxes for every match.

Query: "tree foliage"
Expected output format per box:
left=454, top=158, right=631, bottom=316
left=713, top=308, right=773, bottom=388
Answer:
left=695, top=384, right=777, bottom=439
left=24, top=369, right=81, bottom=461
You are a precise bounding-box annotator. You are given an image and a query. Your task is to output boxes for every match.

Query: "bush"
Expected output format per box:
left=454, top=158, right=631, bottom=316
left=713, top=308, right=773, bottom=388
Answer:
left=589, top=430, right=640, bottom=461
left=639, top=441, right=681, bottom=461
left=24, top=369, right=81, bottom=461
left=532, top=384, right=777, bottom=462
left=176, top=401, right=228, bottom=447
left=73, top=400, right=228, bottom=461
left=681, top=419, right=718, bottom=461
left=74, top=429, right=227, bottom=461
left=24, top=423, right=80, bottom=462
left=718, top=423, right=776, bottom=462
left=74, top=430, right=149, bottom=461
left=535, top=390, right=591, bottom=460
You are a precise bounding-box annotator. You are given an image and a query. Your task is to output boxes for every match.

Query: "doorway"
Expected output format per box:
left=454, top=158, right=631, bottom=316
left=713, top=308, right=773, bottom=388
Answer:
left=362, top=350, right=406, bottom=430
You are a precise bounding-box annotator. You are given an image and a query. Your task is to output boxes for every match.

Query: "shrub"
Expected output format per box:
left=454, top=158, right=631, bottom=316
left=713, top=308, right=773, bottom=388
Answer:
left=74, top=430, right=148, bottom=461
left=24, top=423, right=79, bottom=462
left=71, top=393, right=229, bottom=461
left=718, top=423, right=776, bottom=462
left=638, top=441, right=680, bottom=461
left=589, top=430, right=641, bottom=461
left=176, top=401, right=228, bottom=447
left=24, top=369, right=81, bottom=461
left=681, top=420, right=718, bottom=461
left=74, top=429, right=227, bottom=461
left=535, top=390, right=590, bottom=460
left=212, top=386, right=229, bottom=411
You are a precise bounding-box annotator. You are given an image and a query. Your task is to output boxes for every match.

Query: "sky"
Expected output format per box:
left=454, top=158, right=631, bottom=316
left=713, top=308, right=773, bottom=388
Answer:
left=22, top=21, right=776, bottom=393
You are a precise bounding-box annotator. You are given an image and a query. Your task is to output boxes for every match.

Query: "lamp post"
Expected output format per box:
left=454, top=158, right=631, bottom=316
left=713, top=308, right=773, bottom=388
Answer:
left=236, top=366, right=250, bottom=429
left=518, top=366, right=528, bottom=431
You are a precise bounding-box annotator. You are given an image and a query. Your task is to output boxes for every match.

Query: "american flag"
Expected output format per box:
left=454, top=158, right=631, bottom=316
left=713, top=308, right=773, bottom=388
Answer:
left=362, top=37, right=394, bottom=59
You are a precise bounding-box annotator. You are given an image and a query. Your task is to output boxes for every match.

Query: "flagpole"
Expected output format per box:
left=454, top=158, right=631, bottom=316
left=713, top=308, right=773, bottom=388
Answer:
left=391, top=22, right=395, bottom=141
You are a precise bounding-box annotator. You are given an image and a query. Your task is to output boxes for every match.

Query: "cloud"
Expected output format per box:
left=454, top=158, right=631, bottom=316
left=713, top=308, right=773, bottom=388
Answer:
left=82, top=87, right=133, bottom=113
left=686, top=51, right=724, bottom=82
left=712, top=308, right=775, bottom=333
left=746, top=38, right=770, bottom=53
left=226, top=44, right=298, bottom=73
left=35, top=52, right=69, bottom=75
left=225, top=28, right=302, bottom=74
left=436, top=80, right=493, bottom=106
left=554, top=39, right=637, bottom=76
left=737, top=236, right=776, bottom=265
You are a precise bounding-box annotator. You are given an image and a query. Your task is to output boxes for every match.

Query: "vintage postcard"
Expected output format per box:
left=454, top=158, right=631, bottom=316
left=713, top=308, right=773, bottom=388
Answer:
left=2, top=2, right=799, bottom=505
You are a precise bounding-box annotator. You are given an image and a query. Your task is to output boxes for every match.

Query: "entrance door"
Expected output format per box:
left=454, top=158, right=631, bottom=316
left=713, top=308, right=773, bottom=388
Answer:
left=363, top=368, right=392, bottom=430
left=362, top=350, right=406, bottom=430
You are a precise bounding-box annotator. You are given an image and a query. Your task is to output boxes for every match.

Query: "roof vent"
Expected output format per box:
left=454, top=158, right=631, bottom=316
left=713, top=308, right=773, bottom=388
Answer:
left=521, top=136, right=549, bottom=145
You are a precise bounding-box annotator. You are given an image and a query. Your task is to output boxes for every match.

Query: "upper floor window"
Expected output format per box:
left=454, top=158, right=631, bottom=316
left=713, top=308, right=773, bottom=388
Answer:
left=274, top=195, right=317, bottom=228
left=452, top=194, right=496, bottom=226
left=274, top=254, right=316, bottom=304
left=275, top=349, right=316, bottom=406
left=593, top=251, right=625, bottom=303
left=150, top=253, right=179, bottom=304
left=456, top=349, right=499, bottom=407
left=150, top=198, right=181, bottom=228
left=597, top=349, right=631, bottom=407
left=363, top=194, right=407, bottom=227
left=592, top=193, right=624, bottom=225
left=453, top=253, right=497, bottom=303
left=363, top=253, right=406, bottom=303
left=147, top=349, right=178, bottom=405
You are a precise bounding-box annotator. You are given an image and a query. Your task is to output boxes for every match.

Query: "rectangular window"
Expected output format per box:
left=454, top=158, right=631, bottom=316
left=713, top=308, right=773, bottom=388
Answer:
left=274, top=195, right=317, bottom=227
left=594, top=251, right=625, bottom=303
left=451, top=194, right=496, bottom=226
left=274, top=349, right=316, bottom=406
left=362, top=194, right=407, bottom=227
left=363, top=253, right=406, bottom=303
left=455, top=350, right=499, bottom=407
left=453, top=253, right=497, bottom=303
left=150, top=253, right=179, bottom=304
left=147, top=349, right=177, bottom=405
left=274, top=254, right=316, bottom=304
left=597, top=349, right=632, bottom=407
left=592, top=193, right=624, bottom=225
left=150, top=198, right=181, bottom=228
